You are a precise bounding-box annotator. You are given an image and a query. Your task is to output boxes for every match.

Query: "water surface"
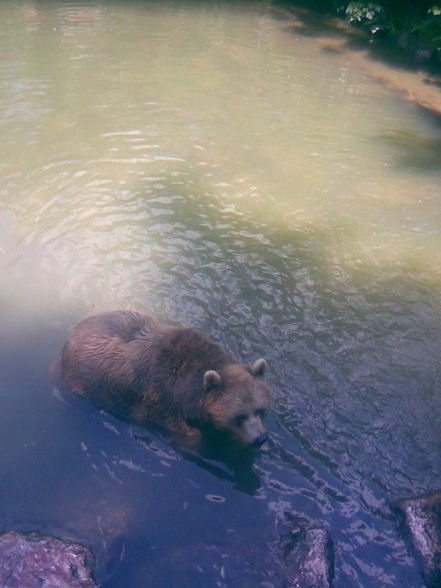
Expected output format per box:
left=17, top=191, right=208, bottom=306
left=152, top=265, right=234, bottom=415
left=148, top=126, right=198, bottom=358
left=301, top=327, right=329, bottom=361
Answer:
left=1, top=2, right=441, bottom=586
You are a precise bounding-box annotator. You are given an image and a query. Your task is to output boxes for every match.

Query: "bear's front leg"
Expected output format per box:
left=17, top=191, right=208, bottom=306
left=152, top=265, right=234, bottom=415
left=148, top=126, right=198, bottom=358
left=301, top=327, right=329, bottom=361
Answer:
left=173, top=421, right=202, bottom=448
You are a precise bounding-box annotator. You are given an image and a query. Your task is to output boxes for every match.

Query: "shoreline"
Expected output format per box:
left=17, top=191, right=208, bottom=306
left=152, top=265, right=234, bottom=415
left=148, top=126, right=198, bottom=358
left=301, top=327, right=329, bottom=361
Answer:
left=275, top=6, right=441, bottom=120
left=318, top=36, right=441, bottom=118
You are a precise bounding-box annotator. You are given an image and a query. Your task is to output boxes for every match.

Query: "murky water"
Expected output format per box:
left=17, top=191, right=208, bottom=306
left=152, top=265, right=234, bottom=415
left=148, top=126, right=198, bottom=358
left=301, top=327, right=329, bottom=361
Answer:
left=1, top=1, right=441, bottom=586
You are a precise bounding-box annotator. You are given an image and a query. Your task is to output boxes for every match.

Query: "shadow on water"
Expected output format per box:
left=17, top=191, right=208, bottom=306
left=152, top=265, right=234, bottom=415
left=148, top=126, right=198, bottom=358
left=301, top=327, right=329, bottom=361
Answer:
left=2, top=174, right=439, bottom=585
left=124, top=173, right=441, bottom=582
left=374, top=128, right=441, bottom=171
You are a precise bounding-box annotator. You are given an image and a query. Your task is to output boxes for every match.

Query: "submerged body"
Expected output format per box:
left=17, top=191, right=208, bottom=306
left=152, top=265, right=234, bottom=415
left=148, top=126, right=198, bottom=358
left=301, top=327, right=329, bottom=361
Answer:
left=61, top=311, right=271, bottom=447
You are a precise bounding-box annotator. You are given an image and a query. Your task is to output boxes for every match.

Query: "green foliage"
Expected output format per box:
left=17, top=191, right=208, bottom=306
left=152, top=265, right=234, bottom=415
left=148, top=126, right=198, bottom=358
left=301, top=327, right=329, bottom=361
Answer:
left=428, top=6, right=441, bottom=16
left=336, top=0, right=441, bottom=62
left=345, top=2, right=383, bottom=24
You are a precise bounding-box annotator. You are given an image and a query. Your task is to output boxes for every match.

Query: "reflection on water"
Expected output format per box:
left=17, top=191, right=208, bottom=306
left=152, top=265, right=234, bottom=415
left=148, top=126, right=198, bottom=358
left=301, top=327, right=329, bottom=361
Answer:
left=0, top=1, right=440, bottom=586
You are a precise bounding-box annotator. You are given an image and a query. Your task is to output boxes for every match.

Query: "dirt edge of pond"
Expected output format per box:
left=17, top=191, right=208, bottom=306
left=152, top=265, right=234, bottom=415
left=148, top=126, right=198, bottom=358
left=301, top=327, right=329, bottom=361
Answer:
left=276, top=7, right=441, bottom=119
left=318, top=36, right=441, bottom=119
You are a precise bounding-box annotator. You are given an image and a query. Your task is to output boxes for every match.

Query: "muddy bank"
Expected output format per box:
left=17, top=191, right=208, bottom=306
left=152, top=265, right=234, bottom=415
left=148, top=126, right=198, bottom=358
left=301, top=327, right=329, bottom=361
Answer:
left=354, top=52, right=441, bottom=117
left=318, top=36, right=441, bottom=117
left=275, top=6, right=441, bottom=118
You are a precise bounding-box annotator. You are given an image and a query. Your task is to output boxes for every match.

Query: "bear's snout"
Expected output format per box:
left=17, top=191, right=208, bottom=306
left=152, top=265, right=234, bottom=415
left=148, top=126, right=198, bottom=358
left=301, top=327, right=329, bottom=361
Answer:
left=253, top=433, right=268, bottom=448
left=241, top=415, right=268, bottom=448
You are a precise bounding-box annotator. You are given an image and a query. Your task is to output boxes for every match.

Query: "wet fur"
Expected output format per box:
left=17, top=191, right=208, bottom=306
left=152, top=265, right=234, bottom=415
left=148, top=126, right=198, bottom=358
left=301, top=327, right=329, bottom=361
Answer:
left=61, top=311, right=271, bottom=445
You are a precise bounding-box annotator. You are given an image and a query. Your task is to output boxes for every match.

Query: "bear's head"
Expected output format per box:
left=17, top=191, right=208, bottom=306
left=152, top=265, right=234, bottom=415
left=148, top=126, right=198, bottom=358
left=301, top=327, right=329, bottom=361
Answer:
left=201, top=359, right=271, bottom=448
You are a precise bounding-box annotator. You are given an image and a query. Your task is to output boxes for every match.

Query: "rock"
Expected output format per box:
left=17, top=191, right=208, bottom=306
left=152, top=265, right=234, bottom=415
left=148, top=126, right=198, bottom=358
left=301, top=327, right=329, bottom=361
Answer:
left=395, top=492, right=441, bottom=588
left=0, top=530, right=97, bottom=587
left=284, top=527, right=334, bottom=588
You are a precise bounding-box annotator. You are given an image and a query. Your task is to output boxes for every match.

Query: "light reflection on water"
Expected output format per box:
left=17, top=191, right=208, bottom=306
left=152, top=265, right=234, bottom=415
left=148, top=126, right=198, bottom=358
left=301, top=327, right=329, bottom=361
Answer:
left=0, top=1, right=440, bottom=586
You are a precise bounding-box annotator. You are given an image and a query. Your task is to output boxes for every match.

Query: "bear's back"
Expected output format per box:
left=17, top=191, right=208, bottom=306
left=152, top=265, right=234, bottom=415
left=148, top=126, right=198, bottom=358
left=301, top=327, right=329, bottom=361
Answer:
left=61, top=311, right=165, bottom=406
left=71, top=310, right=164, bottom=343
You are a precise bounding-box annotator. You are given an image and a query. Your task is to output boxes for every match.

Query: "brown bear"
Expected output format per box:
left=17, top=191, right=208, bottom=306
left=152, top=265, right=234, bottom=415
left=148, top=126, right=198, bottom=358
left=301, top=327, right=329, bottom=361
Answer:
left=61, top=311, right=271, bottom=448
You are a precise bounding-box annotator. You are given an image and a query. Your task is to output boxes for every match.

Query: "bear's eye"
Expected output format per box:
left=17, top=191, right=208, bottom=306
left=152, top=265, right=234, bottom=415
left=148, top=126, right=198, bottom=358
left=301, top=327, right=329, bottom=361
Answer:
left=233, top=414, right=248, bottom=427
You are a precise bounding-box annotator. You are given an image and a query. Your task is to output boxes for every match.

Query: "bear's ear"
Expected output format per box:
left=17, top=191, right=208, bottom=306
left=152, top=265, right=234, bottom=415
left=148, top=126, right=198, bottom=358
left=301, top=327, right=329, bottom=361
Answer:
left=251, top=358, right=267, bottom=378
left=203, top=370, right=223, bottom=392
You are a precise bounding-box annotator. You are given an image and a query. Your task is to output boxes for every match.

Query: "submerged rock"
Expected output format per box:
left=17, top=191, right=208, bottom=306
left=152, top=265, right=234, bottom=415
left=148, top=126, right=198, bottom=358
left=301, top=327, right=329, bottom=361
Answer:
left=0, top=530, right=96, bottom=587
left=395, top=492, right=441, bottom=588
left=284, top=527, right=334, bottom=588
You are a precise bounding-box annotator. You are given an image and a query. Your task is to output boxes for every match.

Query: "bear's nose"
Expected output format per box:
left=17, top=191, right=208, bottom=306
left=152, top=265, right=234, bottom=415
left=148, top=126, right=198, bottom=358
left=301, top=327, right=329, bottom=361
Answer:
left=253, top=433, right=268, bottom=448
